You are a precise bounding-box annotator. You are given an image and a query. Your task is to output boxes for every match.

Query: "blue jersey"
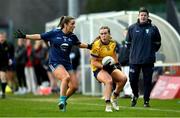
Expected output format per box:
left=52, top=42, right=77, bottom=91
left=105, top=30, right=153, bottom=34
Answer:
left=40, top=29, right=80, bottom=70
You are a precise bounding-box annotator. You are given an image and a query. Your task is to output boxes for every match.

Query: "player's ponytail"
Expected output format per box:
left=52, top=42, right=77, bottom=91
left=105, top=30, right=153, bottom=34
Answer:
left=58, top=16, right=75, bottom=29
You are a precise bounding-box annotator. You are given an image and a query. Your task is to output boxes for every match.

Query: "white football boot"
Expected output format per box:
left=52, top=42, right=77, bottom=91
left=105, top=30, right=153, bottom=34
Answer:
left=105, top=103, right=113, bottom=112
left=111, top=96, right=119, bottom=111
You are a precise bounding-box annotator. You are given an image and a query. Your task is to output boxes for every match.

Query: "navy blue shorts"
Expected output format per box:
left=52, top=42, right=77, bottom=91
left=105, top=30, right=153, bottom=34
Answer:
left=49, top=63, right=72, bottom=72
left=93, top=69, right=102, bottom=83
left=93, top=69, right=101, bottom=79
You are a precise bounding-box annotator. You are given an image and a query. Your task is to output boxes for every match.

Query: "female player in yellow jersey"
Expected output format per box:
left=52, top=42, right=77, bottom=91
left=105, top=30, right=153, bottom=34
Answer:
left=90, top=26, right=127, bottom=112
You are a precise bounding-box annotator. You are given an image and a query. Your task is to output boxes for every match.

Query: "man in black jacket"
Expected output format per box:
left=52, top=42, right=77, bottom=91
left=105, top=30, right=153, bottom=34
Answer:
left=125, top=7, right=161, bottom=107
left=0, top=32, right=12, bottom=98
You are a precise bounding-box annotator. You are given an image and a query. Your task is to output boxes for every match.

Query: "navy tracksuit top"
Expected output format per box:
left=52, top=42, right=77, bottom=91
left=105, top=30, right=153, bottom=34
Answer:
left=126, top=19, right=161, bottom=64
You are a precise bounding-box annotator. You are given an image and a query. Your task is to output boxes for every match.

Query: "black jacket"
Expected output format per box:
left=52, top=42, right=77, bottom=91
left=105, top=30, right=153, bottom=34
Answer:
left=126, top=19, right=161, bottom=64
left=15, top=45, right=27, bottom=65
left=116, top=42, right=129, bottom=66
left=0, top=41, right=11, bottom=68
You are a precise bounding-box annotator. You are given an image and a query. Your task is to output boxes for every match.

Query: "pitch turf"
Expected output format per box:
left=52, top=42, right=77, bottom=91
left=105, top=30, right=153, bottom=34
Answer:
left=0, top=93, right=180, bottom=117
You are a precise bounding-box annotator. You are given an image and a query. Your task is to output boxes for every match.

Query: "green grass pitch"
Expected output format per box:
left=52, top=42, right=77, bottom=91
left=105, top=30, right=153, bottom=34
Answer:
left=0, top=93, right=180, bottom=117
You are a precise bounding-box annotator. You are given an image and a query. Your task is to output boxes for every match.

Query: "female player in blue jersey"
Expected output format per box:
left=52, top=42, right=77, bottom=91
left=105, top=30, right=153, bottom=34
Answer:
left=15, top=16, right=92, bottom=112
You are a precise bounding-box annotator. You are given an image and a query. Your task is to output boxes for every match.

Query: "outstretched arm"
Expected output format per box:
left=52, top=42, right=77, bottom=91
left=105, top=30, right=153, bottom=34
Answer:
left=79, top=42, right=92, bottom=49
left=26, top=34, right=41, bottom=40
left=14, top=29, right=41, bottom=40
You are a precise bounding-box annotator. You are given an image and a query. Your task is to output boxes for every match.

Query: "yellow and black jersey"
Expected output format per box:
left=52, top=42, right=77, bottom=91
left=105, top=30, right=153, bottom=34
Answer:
left=90, top=38, right=117, bottom=71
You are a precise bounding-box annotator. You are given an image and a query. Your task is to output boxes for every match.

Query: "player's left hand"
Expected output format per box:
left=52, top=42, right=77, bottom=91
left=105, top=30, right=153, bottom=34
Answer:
left=114, top=63, right=122, bottom=70
left=87, top=43, right=92, bottom=50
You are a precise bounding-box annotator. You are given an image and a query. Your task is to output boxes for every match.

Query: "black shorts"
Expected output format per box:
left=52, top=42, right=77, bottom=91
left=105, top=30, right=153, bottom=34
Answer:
left=0, top=66, right=8, bottom=71
left=7, top=65, right=16, bottom=71
left=93, top=69, right=101, bottom=79
left=104, top=63, right=122, bottom=74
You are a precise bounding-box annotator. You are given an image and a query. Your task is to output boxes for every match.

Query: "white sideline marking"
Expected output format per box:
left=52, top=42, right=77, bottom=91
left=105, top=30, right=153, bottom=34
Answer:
left=71, top=102, right=180, bottom=113
left=14, top=98, right=180, bottom=113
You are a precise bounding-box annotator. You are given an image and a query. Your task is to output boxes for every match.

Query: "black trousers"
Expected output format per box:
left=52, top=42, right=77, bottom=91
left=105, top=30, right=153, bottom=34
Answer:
left=129, top=64, right=154, bottom=102
left=16, top=64, right=26, bottom=87
left=34, top=64, right=49, bottom=86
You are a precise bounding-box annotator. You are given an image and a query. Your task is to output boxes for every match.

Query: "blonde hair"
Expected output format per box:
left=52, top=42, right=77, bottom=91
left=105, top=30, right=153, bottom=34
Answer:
left=92, top=26, right=111, bottom=43
left=99, top=26, right=111, bottom=34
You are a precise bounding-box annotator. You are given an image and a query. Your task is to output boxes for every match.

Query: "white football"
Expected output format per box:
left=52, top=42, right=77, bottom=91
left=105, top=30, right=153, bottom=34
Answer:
left=102, top=56, right=115, bottom=66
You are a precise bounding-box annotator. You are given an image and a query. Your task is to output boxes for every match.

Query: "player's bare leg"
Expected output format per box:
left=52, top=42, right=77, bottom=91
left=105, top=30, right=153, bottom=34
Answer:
left=111, top=69, right=127, bottom=110
left=53, top=66, right=70, bottom=112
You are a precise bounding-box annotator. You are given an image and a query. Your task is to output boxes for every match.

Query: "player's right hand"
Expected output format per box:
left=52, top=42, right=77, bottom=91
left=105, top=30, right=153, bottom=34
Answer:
left=103, top=62, right=117, bottom=74
left=14, top=29, right=26, bottom=38
left=103, top=62, right=112, bottom=71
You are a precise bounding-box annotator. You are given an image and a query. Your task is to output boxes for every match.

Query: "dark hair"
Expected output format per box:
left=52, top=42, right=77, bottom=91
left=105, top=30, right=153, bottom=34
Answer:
left=139, top=7, right=149, bottom=16
left=58, top=16, right=75, bottom=29
left=99, top=26, right=111, bottom=34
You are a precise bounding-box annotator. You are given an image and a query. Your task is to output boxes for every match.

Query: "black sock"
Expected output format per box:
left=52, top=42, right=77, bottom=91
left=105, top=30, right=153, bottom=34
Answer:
left=1, top=83, right=7, bottom=94
left=105, top=100, right=110, bottom=103
left=113, top=92, right=119, bottom=98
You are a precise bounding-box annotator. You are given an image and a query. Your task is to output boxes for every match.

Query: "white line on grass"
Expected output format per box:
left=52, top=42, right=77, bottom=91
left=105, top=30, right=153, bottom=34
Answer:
left=71, top=102, right=180, bottom=113
left=14, top=97, right=180, bottom=113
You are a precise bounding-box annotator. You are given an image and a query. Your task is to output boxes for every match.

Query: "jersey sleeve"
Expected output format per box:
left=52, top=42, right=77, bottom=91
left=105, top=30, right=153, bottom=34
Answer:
left=71, top=34, right=81, bottom=45
left=125, top=26, right=133, bottom=49
left=90, top=42, right=99, bottom=57
left=40, top=30, right=55, bottom=41
left=153, top=26, right=161, bottom=52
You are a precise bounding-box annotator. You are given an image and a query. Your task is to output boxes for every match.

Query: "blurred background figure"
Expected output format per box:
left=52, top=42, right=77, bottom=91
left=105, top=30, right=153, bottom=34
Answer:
left=69, top=46, right=81, bottom=93
left=33, top=40, right=49, bottom=88
left=151, top=52, right=165, bottom=89
left=4, top=33, right=16, bottom=93
left=24, top=39, right=37, bottom=94
left=0, top=32, right=13, bottom=98
left=14, top=38, right=27, bottom=95
left=41, top=41, right=59, bottom=94
left=118, top=28, right=129, bottom=67
left=117, top=28, right=132, bottom=98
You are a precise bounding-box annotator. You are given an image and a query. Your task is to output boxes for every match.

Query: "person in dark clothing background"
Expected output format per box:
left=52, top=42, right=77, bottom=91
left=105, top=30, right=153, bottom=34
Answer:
left=6, top=40, right=16, bottom=92
left=70, top=46, right=81, bottom=71
left=33, top=40, right=49, bottom=86
left=69, top=46, right=81, bottom=93
left=14, top=38, right=27, bottom=94
left=117, top=28, right=132, bottom=98
left=0, top=32, right=13, bottom=98
left=125, top=7, right=161, bottom=107
left=118, top=28, right=129, bottom=66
